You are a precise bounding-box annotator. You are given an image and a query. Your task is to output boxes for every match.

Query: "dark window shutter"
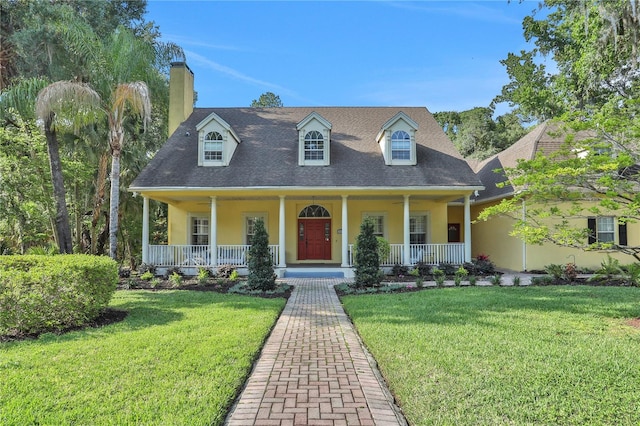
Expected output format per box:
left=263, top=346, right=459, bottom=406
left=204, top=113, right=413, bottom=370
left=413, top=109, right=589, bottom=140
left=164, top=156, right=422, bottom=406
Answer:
left=587, top=217, right=596, bottom=244
left=619, top=222, right=628, bottom=246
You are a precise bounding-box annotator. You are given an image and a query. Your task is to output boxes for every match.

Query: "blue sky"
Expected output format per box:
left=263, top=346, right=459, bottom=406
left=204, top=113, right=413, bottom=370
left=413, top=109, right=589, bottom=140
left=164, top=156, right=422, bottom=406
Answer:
left=146, top=1, right=541, bottom=113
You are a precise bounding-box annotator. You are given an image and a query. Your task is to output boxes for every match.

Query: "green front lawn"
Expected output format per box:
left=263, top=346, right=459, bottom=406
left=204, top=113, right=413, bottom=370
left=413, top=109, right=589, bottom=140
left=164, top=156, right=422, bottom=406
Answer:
left=341, top=286, right=640, bottom=425
left=0, top=291, right=286, bottom=425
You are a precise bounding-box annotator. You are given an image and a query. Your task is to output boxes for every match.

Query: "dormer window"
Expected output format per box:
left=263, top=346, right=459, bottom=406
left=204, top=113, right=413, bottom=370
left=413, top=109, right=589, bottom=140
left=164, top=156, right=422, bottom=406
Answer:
left=297, top=112, right=332, bottom=166
left=304, top=131, right=324, bottom=160
left=196, top=112, right=241, bottom=167
left=391, top=130, right=411, bottom=160
left=377, top=112, right=419, bottom=165
left=204, top=131, right=223, bottom=161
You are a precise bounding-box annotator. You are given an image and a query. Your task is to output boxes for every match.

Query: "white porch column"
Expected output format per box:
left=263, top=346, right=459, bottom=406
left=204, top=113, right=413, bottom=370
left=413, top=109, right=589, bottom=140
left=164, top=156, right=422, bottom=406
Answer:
left=210, top=196, right=217, bottom=266
left=142, top=196, right=149, bottom=264
left=464, top=194, right=472, bottom=262
left=341, top=195, right=349, bottom=267
left=403, top=195, right=411, bottom=265
left=278, top=195, right=286, bottom=267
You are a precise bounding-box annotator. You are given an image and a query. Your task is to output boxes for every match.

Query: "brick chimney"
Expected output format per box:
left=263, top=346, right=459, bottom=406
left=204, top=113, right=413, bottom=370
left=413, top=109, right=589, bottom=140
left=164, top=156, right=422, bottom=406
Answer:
left=168, top=62, right=195, bottom=136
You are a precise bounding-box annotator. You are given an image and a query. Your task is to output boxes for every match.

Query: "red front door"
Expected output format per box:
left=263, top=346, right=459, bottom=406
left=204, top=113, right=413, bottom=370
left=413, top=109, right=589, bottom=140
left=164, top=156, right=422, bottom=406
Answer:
left=298, top=219, right=331, bottom=260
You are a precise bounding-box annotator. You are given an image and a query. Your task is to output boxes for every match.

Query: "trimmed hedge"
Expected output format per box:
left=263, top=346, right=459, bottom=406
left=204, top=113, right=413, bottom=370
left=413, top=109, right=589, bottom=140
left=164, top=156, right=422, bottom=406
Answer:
left=0, top=255, right=118, bottom=336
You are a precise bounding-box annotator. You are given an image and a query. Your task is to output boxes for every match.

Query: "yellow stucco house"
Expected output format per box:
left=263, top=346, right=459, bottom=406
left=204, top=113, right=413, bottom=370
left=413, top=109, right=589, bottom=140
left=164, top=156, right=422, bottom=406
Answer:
left=129, top=62, right=484, bottom=277
left=469, top=122, right=638, bottom=272
left=131, top=62, right=636, bottom=276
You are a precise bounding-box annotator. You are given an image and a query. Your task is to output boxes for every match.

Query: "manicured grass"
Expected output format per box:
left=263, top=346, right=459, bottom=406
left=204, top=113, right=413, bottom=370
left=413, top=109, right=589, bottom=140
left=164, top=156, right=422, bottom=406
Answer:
left=341, top=286, right=640, bottom=425
left=0, top=290, right=286, bottom=425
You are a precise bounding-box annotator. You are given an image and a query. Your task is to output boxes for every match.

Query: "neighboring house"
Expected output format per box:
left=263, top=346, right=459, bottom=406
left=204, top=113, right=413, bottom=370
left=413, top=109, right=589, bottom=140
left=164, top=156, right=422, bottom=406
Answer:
left=470, top=121, right=638, bottom=272
left=129, top=62, right=484, bottom=277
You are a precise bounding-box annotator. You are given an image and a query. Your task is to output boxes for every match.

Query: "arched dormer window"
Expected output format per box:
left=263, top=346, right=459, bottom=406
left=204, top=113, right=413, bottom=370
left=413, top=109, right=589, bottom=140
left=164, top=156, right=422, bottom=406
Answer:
left=196, top=112, right=241, bottom=167
left=391, top=130, right=411, bottom=160
left=297, top=112, right=332, bottom=166
left=204, top=131, right=223, bottom=161
left=376, top=112, right=419, bottom=165
left=304, top=131, right=324, bottom=160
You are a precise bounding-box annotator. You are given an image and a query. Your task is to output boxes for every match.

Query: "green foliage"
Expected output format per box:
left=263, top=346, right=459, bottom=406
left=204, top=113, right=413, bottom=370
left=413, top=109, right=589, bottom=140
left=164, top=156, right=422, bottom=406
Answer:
left=620, top=263, right=640, bottom=287
left=544, top=264, right=565, bottom=282
left=432, top=267, right=445, bottom=287
left=438, top=262, right=457, bottom=276
left=532, top=275, right=554, bottom=286
left=434, top=108, right=528, bottom=159
left=1, top=1, right=174, bottom=262
left=468, top=275, right=478, bottom=286
left=0, top=255, right=118, bottom=336
left=250, top=91, right=283, bottom=107
left=376, top=237, right=391, bottom=264
left=247, top=218, right=276, bottom=291
left=168, top=272, right=182, bottom=287
left=490, top=274, right=503, bottom=286
left=392, top=264, right=409, bottom=277
left=512, top=276, right=521, bottom=286
left=414, top=261, right=432, bottom=277
left=454, top=266, right=468, bottom=286
left=229, top=270, right=239, bottom=282
left=216, top=264, right=236, bottom=279
left=140, top=271, right=154, bottom=281
left=353, top=218, right=383, bottom=288
left=196, top=267, right=210, bottom=285
left=598, top=255, right=622, bottom=277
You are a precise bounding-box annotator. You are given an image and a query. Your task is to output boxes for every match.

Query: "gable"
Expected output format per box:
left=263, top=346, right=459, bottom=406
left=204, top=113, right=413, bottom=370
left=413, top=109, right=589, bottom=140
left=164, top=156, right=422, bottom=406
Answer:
left=376, top=112, right=419, bottom=165
left=195, top=112, right=241, bottom=166
left=296, top=112, right=332, bottom=166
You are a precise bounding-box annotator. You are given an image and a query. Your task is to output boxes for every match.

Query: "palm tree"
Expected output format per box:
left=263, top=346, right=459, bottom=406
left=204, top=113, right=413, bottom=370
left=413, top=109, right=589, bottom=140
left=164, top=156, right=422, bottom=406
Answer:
left=35, top=81, right=101, bottom=253
left=106, top=82, right=151, bottom=259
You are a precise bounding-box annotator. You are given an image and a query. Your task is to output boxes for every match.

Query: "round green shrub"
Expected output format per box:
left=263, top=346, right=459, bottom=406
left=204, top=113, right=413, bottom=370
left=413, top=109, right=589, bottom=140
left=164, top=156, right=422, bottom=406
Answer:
left=0, top=255, right=118, bottom=336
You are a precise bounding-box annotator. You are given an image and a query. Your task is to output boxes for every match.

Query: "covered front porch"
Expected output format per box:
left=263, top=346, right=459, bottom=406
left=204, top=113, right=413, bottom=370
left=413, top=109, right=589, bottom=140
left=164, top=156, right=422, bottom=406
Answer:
left=137, top=188, right=476, bottom=275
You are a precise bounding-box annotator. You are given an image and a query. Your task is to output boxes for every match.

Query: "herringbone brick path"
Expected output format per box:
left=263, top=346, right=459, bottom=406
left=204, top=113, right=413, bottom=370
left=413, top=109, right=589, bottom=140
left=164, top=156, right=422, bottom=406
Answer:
left=226, top=279, right=406, bottom=426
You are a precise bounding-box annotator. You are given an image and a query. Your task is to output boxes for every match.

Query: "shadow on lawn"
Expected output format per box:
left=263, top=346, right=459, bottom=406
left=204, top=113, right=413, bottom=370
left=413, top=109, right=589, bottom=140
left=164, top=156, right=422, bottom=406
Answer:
left=344, top=286, right=640, bottom=328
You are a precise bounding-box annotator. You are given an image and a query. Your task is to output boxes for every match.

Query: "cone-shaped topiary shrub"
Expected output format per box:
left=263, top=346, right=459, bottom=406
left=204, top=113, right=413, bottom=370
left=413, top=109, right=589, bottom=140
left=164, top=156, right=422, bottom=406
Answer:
left=353, top=218, right=383, bottom=288
left=247, top=218, right=276, bottom=291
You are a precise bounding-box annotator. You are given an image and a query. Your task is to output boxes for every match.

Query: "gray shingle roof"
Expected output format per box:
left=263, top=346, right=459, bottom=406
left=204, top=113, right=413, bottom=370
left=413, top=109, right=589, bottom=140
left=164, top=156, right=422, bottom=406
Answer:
left=473, top=121, right=597, bottom=202
left=131, top=107, right=482, bottom=190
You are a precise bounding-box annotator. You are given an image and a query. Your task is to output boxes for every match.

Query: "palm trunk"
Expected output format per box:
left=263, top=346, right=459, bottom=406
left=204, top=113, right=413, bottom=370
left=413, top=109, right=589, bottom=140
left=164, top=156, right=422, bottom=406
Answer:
left=44, top=113, right=73, bottom=254
left=108, top=152, right=121, bottom=260
left=91, top=151, right=110, bottom=254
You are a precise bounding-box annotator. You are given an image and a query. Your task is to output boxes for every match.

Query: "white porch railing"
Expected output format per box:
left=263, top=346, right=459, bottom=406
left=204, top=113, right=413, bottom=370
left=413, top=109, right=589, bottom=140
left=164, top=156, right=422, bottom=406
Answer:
left=348, top=243, right=465, bottom=266
left=147, top=244, right=279, bottom=267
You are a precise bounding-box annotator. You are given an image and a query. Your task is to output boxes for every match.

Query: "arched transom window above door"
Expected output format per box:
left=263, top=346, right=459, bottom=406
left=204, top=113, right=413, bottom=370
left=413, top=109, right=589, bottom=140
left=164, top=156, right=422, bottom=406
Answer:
left=299, top=204, right=331, bottom=218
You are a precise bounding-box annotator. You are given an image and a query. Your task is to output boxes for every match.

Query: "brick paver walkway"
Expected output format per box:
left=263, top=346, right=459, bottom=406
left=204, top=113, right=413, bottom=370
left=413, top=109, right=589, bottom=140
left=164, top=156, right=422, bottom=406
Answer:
left=226, top=279, right=406, bottom=426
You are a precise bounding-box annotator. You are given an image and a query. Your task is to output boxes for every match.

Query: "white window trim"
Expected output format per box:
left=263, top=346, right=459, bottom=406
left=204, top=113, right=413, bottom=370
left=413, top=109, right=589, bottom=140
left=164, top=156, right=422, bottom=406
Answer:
left=188, top=214, right=210, bottom=245
left=376, top=112, right=419, bottom=166
left=196, top=112, right=241, bottom=167
left=409, top=211, right=431, bottom=244
left=596, top=216, right=616, bottom=243
left=362, top=212, right=388, bottom=239
left=243, top=212, right=268, bottom=244
left=297, top=112, right=332, bottom=166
